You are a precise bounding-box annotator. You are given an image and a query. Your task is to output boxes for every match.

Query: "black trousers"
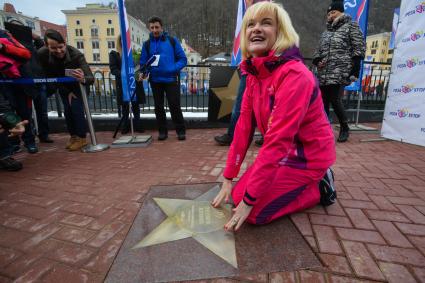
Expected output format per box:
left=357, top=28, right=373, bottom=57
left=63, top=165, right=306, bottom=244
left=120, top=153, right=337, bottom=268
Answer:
left=150, top=81, right=185, bottom=134
left=320, top=84, right=348, bottom=125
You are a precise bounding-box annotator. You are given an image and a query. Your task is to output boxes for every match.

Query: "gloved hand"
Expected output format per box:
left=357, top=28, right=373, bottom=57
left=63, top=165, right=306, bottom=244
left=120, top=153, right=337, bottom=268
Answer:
left=350, top=56, right=362, bottom=79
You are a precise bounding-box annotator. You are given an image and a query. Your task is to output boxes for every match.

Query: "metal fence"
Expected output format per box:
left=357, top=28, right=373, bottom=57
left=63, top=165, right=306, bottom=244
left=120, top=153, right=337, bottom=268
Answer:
left=47, top=61, right=392, bottom=117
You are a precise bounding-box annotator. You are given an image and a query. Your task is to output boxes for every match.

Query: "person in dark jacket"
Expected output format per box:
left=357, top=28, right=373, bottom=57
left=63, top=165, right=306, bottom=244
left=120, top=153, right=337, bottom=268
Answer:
left=5, top=20, right=53, bottom=145
left=2, top=21, right=40, bottom=153
left=139, top=16, right=187, bottom=141
left=109, top=35, right=144, bottom=134
left=313, top=0, right=365, bottom=142
left=37, top=29, right=94, bottom=151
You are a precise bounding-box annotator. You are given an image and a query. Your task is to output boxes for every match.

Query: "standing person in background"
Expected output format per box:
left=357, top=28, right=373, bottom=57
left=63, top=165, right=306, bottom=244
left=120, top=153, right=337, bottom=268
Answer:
left=37, top=29, right=94, bottom=151
left=139, top=16, right=187, bottom=141
left=313, top=0, right=365, bottom=142
left=212, top=2, right=336, bottom=230
left=109, top=35, right=144, bottom=134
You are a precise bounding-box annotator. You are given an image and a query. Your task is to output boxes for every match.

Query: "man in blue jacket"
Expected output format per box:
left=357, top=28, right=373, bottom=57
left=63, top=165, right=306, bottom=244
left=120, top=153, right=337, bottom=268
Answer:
left=140, top=16, right=187, bottom=141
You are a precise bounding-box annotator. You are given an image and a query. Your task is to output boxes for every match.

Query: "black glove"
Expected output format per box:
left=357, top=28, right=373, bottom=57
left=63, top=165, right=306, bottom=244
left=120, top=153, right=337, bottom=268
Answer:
left=350, top=56, right=362, bottom=79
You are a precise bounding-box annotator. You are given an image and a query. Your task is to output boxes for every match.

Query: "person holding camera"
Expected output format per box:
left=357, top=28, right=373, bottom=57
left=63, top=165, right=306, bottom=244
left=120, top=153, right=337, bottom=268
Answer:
left=37, top=29, right=94, bottom=151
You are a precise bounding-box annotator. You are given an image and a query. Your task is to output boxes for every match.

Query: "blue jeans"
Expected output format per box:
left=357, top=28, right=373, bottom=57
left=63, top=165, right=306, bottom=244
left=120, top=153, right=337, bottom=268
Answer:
left=33, top=84, right=50, bottom=139
left=227, top=74, right=247, bottom=138
left=59, top=91, right=87, bottom=138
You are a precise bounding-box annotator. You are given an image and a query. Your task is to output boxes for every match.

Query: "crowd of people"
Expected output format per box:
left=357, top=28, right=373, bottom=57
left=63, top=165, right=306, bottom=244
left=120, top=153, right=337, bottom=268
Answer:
left=1, top=0, right=365, bottom=229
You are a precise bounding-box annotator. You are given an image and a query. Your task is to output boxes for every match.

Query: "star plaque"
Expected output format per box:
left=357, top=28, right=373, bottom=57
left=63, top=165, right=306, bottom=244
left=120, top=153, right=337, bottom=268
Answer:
left=132, top=185, right=238, bottom=268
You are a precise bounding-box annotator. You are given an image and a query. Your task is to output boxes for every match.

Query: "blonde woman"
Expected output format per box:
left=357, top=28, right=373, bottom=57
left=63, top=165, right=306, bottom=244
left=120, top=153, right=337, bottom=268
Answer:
left=212, top=1, right=336, bottom=230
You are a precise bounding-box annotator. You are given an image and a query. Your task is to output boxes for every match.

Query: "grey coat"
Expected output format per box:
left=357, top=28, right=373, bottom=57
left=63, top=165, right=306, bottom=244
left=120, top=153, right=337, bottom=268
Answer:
left=313, top=14, right=366, bottom=86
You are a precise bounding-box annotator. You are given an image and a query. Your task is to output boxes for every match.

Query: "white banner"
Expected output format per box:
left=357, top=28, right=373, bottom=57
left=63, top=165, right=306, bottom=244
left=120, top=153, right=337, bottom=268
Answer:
left=381, top=0, right=425, bottom=147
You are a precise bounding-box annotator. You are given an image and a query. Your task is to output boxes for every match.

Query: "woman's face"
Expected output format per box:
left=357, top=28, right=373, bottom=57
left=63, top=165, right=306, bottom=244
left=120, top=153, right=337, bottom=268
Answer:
left=246, top=12, right=277, bottom=57
left=327, top=10, right=342, bottom=23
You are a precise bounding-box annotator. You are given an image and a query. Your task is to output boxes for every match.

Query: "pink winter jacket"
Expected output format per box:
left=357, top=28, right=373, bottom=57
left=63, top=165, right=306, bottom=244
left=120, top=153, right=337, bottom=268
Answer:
left=223, top=47, right=336, bottom=206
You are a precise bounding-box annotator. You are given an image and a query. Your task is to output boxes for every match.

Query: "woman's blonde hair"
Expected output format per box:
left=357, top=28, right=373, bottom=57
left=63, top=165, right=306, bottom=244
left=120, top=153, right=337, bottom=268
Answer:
left=240, top=1, right=299, bottom=59
left=116, top=35, right=122, bottom=54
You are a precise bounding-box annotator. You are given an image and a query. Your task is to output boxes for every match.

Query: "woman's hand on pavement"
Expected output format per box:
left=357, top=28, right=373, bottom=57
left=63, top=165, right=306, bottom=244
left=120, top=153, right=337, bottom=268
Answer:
left=211, top=179, right=232, bottom=208
left=224, top=201, right=253, bottom=232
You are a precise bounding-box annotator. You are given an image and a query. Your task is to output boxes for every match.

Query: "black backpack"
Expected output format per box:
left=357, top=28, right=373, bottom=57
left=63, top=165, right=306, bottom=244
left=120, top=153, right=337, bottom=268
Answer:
left=144, top=35, right=176, bottom=59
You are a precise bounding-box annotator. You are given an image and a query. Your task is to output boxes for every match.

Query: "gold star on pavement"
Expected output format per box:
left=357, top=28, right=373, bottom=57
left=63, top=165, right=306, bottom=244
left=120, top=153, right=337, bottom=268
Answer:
left=212, top=71, right=240, bottom=119
left=132, top=185, right=238, bottom=268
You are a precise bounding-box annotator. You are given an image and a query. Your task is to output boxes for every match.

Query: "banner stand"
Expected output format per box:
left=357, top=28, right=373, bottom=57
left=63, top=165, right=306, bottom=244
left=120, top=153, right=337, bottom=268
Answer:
left=110, top=104, right=152, bottom=148
left=350, top=90, right=376, bottom=131
left=79, top=84, right=110, bottom=153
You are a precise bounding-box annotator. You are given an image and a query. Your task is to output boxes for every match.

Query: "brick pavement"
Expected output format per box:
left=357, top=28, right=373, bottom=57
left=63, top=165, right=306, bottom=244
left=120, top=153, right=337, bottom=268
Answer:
left=1, top=127, right=425, bottom=283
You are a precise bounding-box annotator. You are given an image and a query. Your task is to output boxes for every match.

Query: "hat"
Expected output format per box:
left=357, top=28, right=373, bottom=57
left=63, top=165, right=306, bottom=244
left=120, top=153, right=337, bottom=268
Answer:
left=327, top=1, right=344, bottom=13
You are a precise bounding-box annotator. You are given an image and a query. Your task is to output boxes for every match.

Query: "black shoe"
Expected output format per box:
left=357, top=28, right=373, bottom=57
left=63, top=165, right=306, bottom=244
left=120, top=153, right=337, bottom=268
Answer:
left=337, top=125, right=350, bottom=143
left=319, top=168, right=337, bottom=206
left=39, top=136, right=54, bottom=143
left=0, top=156, right=23, bottom=171
left=177, top=133, right=186, bottom=141
left=254, top=137, right=264, bottom=147
left=214, top=133, right=232, bottom=146
left=158, top=133, right=168, bottom=141
left=11, top=145, right=22, bottom=154
left=25, top=144, right=39, bottom=154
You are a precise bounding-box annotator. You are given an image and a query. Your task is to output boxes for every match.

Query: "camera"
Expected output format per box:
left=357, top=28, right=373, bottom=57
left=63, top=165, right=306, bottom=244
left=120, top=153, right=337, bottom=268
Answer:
left=0, top=112, right=21, bottom=130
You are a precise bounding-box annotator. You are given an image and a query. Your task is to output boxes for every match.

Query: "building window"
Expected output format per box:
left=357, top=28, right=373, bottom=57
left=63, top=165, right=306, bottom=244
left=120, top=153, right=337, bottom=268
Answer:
left=108, top=41, right=115, bottom=49
left=91, top=28, right=98, bottom=37
left=92, top=41, right=100, bottom=49
left=108, top=19, right=112, bottom=24
left=371, top=49, right=376, bottom=54
left=76, top=20, right=80, bottom=25
left=93, top=53, right=100, bottom=62
left=107, top=28, right=115, bottom=36
left=75, top=29, right=83, bottom=36
left=388, top=49, right=393, bottom=54
left=76, top=41, right=84, bottom=49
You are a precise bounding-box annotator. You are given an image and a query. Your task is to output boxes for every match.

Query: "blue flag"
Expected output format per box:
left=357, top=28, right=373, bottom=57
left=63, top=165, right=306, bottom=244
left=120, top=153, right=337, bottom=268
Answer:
left=344, top=0, right=370, bottom=91
left=116, top=0, right=136, bottom=102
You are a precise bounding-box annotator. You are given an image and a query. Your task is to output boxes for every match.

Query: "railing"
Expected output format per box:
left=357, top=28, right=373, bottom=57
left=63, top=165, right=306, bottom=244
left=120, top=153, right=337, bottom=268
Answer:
left=47, top=61, right=392, bottom=117
left=47, top=64, right=211, bottom=116
left=305, top=58, right=392, bottom=110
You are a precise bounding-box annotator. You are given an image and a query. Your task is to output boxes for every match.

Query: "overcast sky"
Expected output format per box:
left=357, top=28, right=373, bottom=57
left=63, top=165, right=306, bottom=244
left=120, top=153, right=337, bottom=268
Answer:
left=4, top=0, right=110, bottom=25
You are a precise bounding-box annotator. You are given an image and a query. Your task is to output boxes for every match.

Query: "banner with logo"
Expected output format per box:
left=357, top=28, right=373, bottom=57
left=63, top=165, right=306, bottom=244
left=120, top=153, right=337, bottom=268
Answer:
left=231, top=0, right=270, bottom=66
left=117, top=0, right=136, bottom=102
left=344, top=0, right=370, bottom=91
left=381, top=0, right=425, bottom=147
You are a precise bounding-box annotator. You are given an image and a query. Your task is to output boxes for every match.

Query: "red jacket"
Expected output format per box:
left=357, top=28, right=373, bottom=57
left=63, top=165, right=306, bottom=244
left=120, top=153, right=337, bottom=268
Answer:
left=223, top=47, right=336, bottom=205
left=0, top=29, right=31, bottom=78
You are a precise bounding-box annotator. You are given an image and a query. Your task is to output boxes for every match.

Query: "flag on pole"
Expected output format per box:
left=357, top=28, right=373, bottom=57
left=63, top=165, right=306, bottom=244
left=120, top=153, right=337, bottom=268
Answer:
left=344, top=0, right=370, bottom=91
left=116, top=0, right=136, bottom=102
left=389, top=8, right=400, bottom=50
left=231, top=0, right=270, bottom=66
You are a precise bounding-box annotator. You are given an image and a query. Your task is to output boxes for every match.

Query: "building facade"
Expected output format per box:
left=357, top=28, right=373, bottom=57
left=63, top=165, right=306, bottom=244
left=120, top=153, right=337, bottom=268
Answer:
left=366, top=32, right=393, bottom=63
left=62, top=4, right=149, bottom=66
left=1, top=3, right=67, bottom=40
left=0, top=3, right=41, bottom=35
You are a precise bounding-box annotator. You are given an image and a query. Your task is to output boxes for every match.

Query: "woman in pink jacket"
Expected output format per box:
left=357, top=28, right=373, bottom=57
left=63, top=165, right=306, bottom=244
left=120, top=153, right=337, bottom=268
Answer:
left=212, top=2, right=336, bottom=230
